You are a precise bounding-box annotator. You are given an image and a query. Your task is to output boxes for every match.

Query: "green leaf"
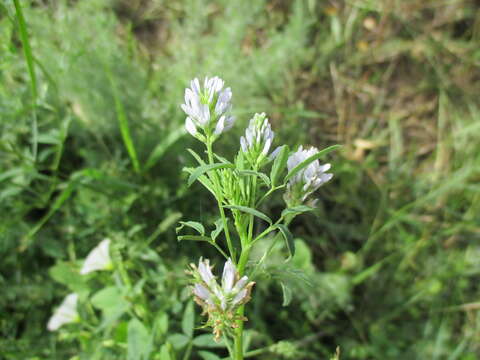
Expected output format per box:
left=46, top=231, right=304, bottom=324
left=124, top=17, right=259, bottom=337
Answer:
left=193, top=334, right=226, bottom=348
left=270, top=145, right=289, bottom=186
left=199, top=351, right=222, bottom=360
left=211, top=218, right=227, bottom=242
left=223, top=205, right=272, bottom=224
left=127, top=318, right=151, bottom=360
left=91, top=286, right=129, bottom=320
left=284, top=144, right=340, bottom=182
left=281, top=205, right=315, bottom=218
left=159, top=344, right=174, bottom=360
left=237, top=170, right=271, bottom=187
left=280, top=282, right=293, bottom=306
left=182, top=301, right=195, bottom=338
left=167, top=333, right=190, bottom=350
left=176, top=221, right=205, bottom=235
left=276, top=224, right=295, bottom=259
left=187, top=148, right=206, bottom=166
left=188, top=163, right=234, bottom=187
left=144, top=127, right=185, bottom=171
left=177, top=235, right=211, bottom=242
left=49, top=262, right=88, bottom=295
left=154, top=313, right=169, bottom=337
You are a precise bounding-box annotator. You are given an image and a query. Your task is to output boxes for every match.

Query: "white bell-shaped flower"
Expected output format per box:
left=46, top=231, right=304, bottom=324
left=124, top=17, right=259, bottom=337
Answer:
left=47, top=293, right=79, bottom=331
left=80, top=239, right=113, bottom=275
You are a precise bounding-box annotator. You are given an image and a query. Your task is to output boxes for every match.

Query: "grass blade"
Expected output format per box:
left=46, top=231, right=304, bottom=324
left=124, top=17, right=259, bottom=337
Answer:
left=13, top=0, right=38, bottom=159
left=106, top=66, right=141, bottom=173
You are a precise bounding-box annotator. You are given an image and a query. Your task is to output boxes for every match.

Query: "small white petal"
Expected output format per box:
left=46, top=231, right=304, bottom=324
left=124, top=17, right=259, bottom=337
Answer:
left=47, top=293, right=78, bottom=331
left=80, top=239, right=112, bottom=275
left=222, top=258, right=236, bottom=292
left=233, top=276, right=248, bottom=292
left=185, top=117, right=197, bottom=136
left=269, top=146, right=282, bottom=160
left=241, top=137, right=249, bottom=153
left=214, top=116, right=226, bottom=135
left=232, top=289, right=247, bottom=306
left=198, top=258, right=215, bottom=284
left=193, top=284, right=211, bottom=301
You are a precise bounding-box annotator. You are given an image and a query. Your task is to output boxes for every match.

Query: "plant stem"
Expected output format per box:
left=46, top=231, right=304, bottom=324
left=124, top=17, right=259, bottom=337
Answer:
left=206, top=139, right=236, bottom=261
left=233, top=246, right=251, bottom=360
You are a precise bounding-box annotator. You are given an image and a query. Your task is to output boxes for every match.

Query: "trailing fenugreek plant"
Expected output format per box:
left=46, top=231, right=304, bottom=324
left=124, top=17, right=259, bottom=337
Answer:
left=178, top=76, right=339, bottom=359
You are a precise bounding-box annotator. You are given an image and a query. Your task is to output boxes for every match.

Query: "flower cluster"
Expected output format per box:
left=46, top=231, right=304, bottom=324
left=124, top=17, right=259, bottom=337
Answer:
left=188, top=258, right=255, bottom=341
left=240, top=112, right=275, bottom=166
left=284, top=146, right=333, bottom=207
left=181, top=76, right=235, bottom=141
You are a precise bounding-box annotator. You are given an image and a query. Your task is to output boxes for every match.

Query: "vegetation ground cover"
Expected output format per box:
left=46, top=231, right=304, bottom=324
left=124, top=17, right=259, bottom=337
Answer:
left=1, top=0, right=479, bottom=359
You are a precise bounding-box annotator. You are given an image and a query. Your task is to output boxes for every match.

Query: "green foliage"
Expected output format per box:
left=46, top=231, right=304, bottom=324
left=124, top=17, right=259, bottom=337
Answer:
left=1, top=0, right=479, bottom=359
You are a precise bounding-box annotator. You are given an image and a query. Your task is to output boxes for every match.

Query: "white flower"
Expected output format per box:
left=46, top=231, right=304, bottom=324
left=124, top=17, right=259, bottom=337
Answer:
left=181, top=76, right=235, bottom=140
left=47, top=293, right=79, bottom=331
left=285, top=146, right=333, bottom=205
left=80, top=239, right=113, bottom=275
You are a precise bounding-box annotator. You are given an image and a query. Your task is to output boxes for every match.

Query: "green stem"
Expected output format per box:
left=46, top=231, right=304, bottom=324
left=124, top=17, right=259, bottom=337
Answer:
left=233, top=246, right=251, bottom=360
left=206, top=139, right=236, bottom=261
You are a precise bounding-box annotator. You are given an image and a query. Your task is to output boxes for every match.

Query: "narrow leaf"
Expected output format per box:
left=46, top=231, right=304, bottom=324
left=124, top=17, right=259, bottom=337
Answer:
left=211, top=218, right=227, bottom=242
left=270, top=145, right=289, bottom=186
left=144, top=127, right=185, bottom=171
left=176, top=221, right=205, bottom=235
left=281, top=205, right=315, bottom=218
left=187, top=148, right=206, bottom=165
left=284, top=144, right=341, bottom=182
left=188, top=163, right=234, bottom=187
left=177, top=235, right=211, bottom=242
left=237, top=170, right=271, bottom=187
left=276, top=224, right=295, bottom=259
left=223, top=205, right=272, bottom=224
left=107, top=66, right=140, bottom=173
left=280, top=282, right=293, bottom=306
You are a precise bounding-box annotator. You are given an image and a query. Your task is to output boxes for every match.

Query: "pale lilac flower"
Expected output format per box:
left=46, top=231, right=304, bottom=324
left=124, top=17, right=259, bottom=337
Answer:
left=47, top=293, right=79, bottom=331
left=285, top=146, right=333, bottom=206
left=188, top=258, right=255, bottom=341
left=181, top=76, right=235, bottom=139
left=240, top=113, right=275, bottom=164
left=80, top=239, right=113, bottom=275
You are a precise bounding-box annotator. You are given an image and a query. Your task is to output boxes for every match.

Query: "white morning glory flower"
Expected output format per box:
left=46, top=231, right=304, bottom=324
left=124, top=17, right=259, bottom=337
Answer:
left=188, top=258, right=255, bottom=341
left=284, top=146, right=333, bottom=206
left=80, top=239, right=113, bottom=275
left=240, top=113, right=275, bottom=165
left=181, top=76, right=235, bottom=141
left=47, top=293, right=79, bottom=331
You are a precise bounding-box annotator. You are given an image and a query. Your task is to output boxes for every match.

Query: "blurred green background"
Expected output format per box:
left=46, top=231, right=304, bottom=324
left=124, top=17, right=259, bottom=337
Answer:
left=1, top=0, right=479, bottom=359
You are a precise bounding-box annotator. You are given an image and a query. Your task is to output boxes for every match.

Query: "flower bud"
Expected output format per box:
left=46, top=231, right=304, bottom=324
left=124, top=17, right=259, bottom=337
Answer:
left=240, top=113, right=275, bottom=166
